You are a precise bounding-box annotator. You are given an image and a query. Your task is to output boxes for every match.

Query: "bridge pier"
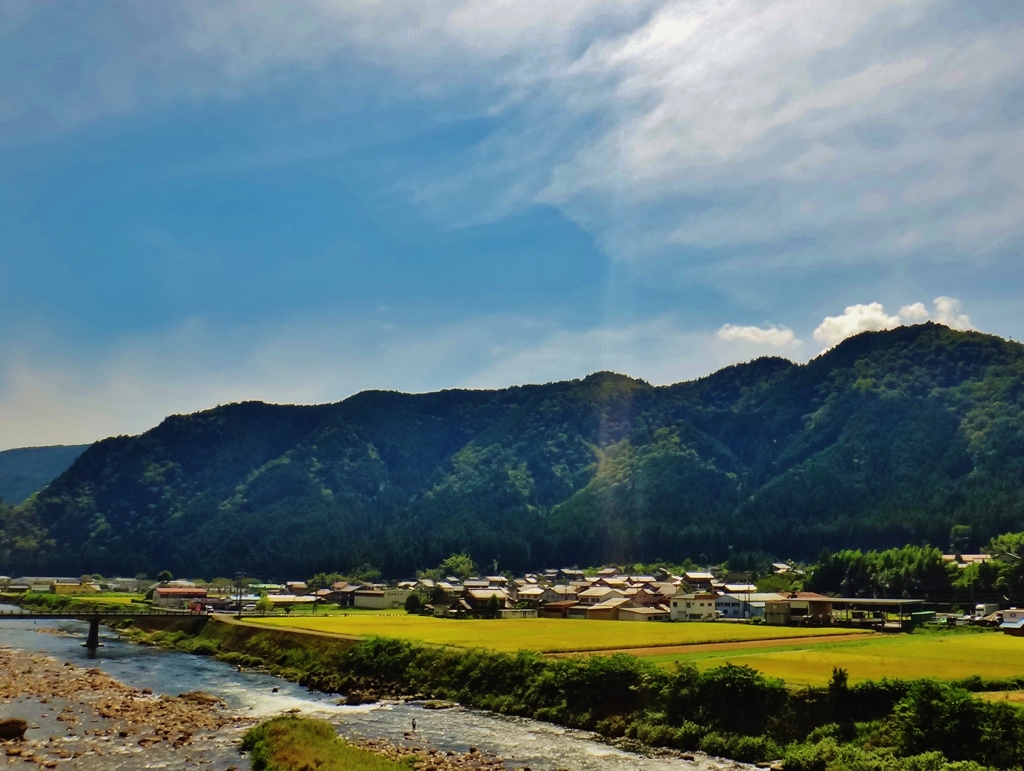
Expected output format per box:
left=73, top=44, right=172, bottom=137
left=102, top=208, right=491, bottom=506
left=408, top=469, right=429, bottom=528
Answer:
left=84, top=618, right=101, bottom=650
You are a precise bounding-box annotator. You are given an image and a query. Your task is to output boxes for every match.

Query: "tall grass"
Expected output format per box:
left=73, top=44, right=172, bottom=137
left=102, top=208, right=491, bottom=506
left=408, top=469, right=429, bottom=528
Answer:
left=241, top=716, right=411, bottom=771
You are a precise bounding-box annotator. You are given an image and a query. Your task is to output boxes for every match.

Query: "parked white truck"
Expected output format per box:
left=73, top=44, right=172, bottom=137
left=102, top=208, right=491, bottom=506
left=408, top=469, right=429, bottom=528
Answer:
left=976, top=603, right=1000, bottom=618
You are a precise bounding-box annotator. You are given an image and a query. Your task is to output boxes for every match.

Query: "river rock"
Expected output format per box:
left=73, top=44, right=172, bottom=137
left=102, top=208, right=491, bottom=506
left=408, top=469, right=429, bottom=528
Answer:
left=178, top=691, right=226, bottom=706
left=0, top=718, right=27, bottom=741
left=345, top=690, right=379, bottom=706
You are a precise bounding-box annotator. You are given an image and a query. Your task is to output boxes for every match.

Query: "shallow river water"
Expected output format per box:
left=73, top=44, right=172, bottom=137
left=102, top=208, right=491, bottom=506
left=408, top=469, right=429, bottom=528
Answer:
left=0, top=609, right=750, bottom=771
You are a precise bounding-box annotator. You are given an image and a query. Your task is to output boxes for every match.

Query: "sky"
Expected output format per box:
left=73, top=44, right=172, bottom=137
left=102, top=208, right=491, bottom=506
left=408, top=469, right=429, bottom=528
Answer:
left=1, top=1, right=1023, bottom=450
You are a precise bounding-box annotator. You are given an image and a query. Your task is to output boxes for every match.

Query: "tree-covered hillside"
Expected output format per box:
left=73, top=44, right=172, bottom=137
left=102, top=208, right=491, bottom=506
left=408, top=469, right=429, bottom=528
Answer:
left=0, top=445, right=88, bottom=504
left=6, top=323, right=1024, bottom=579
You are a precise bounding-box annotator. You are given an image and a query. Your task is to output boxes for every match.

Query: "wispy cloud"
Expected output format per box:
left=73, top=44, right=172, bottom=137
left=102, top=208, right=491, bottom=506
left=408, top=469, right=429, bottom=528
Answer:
left=4, top=2, right=1023, bottom=274
left=717, top=324, right=800, bottom=348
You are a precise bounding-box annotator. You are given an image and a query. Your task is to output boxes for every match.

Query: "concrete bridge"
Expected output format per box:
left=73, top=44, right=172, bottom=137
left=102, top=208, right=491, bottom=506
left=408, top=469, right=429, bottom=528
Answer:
left=0, top=608, right=202, bottom=649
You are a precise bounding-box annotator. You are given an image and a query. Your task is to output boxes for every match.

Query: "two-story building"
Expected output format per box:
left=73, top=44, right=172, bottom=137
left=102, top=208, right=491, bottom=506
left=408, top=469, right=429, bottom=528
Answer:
left=669, top=593, right=717, bottom=621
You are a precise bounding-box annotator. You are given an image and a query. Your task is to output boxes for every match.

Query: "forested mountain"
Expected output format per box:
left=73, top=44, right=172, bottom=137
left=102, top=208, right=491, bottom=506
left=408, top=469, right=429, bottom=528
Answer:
left=0, top=445, right=88, bottom=504
left=4, top=323, right=1024, bottom=579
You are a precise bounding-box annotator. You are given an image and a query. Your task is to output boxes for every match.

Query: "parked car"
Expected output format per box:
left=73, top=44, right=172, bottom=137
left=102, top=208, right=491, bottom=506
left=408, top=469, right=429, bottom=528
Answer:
left=242, top=604, right=257, bottom=612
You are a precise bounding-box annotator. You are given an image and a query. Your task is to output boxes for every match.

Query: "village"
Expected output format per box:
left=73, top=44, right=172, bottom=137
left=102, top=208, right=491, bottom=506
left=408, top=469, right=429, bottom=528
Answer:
left=8, top=562, right=1022, bottom=634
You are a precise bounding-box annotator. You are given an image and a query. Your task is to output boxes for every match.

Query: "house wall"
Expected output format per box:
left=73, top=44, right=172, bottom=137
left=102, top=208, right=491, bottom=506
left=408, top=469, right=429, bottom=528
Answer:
left=353, top=589, right=411, bottom=609
left=684, top=599, right=716, bottom=621
left=619, top=609, right=668, bottom=622
left=499, top=609, right=538, bottom=619
left=153, top=592, right=207, bottom=608
left=717, top=598, right=743, bottom=618
left=670, top=598, right=685, bottom=621
left=765, top=599, right=833, bottom=625
left=52, top=583, right=100, bottom=596
left=1003, top=609, right=1024, bottom=625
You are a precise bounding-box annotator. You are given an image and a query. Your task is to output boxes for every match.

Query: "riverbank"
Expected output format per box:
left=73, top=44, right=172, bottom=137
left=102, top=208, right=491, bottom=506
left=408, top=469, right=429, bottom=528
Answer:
left=0, top=646, right=250, bottom=769
left=0, top=646, right=519, bottom=771
left=116, top=613, right=1024, bottom=770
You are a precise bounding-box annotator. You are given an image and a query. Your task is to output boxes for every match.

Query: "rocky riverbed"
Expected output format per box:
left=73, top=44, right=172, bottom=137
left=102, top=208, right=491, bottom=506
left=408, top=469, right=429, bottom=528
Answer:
left=0, top=647, right=252, bottom=769
left=0, top=647, right=523, bottom=771
left=355, top=735, right=512, bottom=770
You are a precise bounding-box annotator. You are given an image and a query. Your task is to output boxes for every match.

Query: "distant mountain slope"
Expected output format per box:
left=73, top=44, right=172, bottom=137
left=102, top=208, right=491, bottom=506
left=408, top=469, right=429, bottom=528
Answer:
left=0, top=445, right=89, bottom=504
left=6, top=323, right=1024, bottom=578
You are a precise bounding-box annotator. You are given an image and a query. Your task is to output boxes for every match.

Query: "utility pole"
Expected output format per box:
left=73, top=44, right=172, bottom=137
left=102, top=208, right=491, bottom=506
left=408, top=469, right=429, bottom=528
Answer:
left=234, top=572, right=246, bottom=619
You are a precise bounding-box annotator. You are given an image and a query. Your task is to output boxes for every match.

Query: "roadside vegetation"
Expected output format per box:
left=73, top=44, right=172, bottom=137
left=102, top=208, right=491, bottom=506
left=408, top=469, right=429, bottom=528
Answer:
left=242, top=716, right=411, bottom=771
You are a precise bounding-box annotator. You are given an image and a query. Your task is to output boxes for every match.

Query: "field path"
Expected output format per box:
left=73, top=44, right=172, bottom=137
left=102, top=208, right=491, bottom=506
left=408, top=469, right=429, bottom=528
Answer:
left=212, top=613, right=364, bottom=641
left=545, top=632, right=878, bottom=658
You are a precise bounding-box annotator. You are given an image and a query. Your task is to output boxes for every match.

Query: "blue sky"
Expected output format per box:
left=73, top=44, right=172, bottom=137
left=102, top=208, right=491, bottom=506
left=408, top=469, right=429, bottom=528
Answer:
left=2, top=1, right=1024, bottom=449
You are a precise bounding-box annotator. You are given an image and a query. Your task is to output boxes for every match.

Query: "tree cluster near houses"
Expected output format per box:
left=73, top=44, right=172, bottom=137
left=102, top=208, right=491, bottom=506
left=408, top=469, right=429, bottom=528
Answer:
left=807, top=530, right=1024, bottom=606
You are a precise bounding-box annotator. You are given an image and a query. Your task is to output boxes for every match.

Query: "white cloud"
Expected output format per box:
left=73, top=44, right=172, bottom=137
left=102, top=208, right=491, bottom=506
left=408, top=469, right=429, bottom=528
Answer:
left=933, top=296, right=972, bottom=330
left=898, top=302, right=929, bottom=321
left=813, top=296, right=974, bottom=348
left=813, top=303, right=902, bottom=348
left=716, top=323, right=799, bottom=348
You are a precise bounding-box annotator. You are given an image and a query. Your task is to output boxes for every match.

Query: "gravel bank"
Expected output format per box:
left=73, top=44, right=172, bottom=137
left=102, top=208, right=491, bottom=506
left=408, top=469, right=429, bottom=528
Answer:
left=0, top=646, right=251, bottom=769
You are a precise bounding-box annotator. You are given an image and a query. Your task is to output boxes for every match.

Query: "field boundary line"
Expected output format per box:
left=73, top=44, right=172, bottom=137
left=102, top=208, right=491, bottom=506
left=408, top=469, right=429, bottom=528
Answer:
left=544, top=632, right=879, bottom=657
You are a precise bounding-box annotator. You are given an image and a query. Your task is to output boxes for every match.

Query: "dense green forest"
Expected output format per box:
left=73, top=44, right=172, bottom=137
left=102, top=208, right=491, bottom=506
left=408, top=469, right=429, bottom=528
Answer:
left=5, top=323, right=1024, bottom=579
left=0, top=445, right=87, bottom=505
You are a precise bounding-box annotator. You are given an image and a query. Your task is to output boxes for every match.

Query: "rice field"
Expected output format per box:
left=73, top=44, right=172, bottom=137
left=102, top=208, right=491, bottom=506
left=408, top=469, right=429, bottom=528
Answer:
left=643, top=630, right=1024, bottom=686
left=86, top=593, right=145, bottom=605
left=246, top=614, right=862, bottom=653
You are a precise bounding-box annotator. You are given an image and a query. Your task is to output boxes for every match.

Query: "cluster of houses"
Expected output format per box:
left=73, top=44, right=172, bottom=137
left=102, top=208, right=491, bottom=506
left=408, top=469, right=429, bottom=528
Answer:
left=0, top=576, right=144, bottom=595
left=205, top=570, right=946, bottom=631
left=6, top=569, right=1021, bottom=634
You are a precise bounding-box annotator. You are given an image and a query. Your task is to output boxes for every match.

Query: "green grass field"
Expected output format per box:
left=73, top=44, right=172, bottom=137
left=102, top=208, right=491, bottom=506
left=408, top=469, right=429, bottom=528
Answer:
left=644, top=630, right=1024, bottom=686
left=246, top=615, right=861, bottom=653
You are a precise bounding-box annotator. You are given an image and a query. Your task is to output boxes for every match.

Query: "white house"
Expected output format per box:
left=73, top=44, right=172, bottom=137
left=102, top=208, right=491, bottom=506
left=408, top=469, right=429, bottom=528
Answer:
left=716, top=592, right=785, bottom=619
left=670, top=593, right=717, bottom=621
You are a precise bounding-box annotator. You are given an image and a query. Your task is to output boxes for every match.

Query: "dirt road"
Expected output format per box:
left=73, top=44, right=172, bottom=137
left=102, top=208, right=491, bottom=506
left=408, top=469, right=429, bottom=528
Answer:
left=545, top=632, right=877, bottom=658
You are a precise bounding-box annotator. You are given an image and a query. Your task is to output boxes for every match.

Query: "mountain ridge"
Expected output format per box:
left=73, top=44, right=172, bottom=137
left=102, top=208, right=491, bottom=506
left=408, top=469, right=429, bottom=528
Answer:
left=0, top=445, right=89, bottom=505
left=4, top=322, right=1024, bottom=578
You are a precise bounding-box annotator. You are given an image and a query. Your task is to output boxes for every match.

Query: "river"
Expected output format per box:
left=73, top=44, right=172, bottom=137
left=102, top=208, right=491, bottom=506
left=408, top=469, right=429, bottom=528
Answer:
left=0, top=609, right=751, bottom=771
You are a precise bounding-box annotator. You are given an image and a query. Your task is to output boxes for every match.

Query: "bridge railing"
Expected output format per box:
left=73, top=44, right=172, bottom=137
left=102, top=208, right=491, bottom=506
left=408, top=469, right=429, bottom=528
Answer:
left=0, top=608, right=202, bottom=618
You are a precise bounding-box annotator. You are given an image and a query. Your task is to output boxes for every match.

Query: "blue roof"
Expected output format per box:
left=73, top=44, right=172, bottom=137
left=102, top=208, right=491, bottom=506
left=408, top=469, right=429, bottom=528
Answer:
left=1000, top=618, right=1024, bottom=629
